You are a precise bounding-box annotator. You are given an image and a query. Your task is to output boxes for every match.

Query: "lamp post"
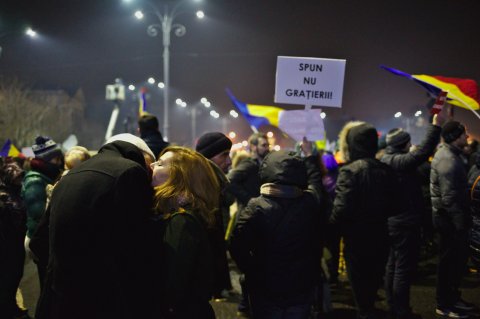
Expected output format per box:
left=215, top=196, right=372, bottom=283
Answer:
left=134, top=1, right=204, bottom=141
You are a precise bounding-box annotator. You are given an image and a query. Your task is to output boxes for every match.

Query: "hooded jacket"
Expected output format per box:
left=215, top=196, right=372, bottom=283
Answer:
left=230, top=151, right=325, bottom=304
left=35, top=141, right=156, bottom=319
left=330, top=122, right=399, bottom=232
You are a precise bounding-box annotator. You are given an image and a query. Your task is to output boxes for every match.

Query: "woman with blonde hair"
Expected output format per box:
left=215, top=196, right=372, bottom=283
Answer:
left=151, top=146, right=219, bottom=319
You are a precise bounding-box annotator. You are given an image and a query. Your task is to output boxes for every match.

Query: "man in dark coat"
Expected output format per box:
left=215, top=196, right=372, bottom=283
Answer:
left=196, top=132, right=234, bottom=299
left=330, top=122, right=399, bottom=319
left=431, top=121, right=474, bottom=318
left=230, top=139, right=325, bottom=319
left=380, top=114, right=443, bottom=319
left=138, top=113, right=169, bottom=160
left=468, top=151, right=480, bottom=269
left=35, top=134, right=157, bottom=319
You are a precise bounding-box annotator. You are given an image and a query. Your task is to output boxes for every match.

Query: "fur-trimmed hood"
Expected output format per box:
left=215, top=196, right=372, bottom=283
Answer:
left=339, top=121, right=378, bottom=163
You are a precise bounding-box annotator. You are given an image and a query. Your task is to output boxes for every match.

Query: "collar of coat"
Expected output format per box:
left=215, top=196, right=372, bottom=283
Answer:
left=260, top=183, right=304, bottom=198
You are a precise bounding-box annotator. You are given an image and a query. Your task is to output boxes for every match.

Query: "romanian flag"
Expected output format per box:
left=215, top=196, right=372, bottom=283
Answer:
left=381, top=66, right=479, bottom=111
left=226, top=88, right=284, bottom=130
left=0, top=139, right=22, bottom=157
left=139, top=87, right=148, bottom=116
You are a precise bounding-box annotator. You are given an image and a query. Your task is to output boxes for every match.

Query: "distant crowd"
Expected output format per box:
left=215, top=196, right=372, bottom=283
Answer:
left=1, top=110, right=479, bottom=319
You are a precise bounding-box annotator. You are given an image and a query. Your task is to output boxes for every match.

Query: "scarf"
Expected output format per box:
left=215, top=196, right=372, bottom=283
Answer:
left=260, top=183, right=304, bottom=199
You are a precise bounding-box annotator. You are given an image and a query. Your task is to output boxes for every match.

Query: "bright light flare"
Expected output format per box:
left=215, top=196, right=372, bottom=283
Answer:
left=128, top=85, right=135, bottom=91
left=147, top=77, right=155, bottom=84
left=273, top=145, right=281, bottom=151
left=204, top=101, right=211, bottom=108
left=200, top=97, right=208, bottom=104
left=196, top=11, right=205, bottom=19
left=176, top=98, right=183, bottom=105
left=135, top=10, right=144, bottom=20
left=229, top=110, right=238, bottom=118
left=210, top=110, right=219, bottom=118
left=394, top=112, right=402, bottom=118
left=228, top=131, right=236, bottom=139
left=26, top=28, right=37, bottom=37
left=320, top=112, right=326, bottom=119
left=266, top=131, right=274, bottom=138
left=415, top=110, right=422, bottom=117
left=157, top=82, right=165, bottom=88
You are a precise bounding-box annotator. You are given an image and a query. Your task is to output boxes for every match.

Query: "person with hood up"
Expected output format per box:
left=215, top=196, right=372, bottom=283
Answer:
left=35, top=133, right=157, bottom=319
left=330, top=122, right=399, bottom=319
left=230, top=138, right=326, bottom=319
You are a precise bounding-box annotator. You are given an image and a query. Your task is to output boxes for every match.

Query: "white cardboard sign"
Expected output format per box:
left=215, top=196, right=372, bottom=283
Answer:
left=274, top=56, right=346, bottom=108
left=278, top=109, right=325, bottom=142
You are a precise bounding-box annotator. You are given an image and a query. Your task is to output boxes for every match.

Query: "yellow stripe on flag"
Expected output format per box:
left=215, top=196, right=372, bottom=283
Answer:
left=246, top=104, right=284, bottom=127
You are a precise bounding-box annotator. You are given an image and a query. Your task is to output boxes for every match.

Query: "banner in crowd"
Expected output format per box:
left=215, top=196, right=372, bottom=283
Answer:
left=275, top=56, right=346, bottom=108
left=0, top=139, right=21, bottom=157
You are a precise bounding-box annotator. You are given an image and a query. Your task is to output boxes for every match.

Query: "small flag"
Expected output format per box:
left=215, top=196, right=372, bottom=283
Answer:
left=0, top=139, right=22, bottom=157
left=139, top=87, right=147, bottom=116
left=431, top=91, right=448, bottom=115
left=226, top=88, right=284, bottom=130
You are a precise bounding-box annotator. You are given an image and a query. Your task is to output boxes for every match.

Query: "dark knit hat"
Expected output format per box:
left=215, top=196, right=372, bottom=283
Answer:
left=196, top=132, right=232, bottom=159
left=386, top=128, right=411, bottom=148
left=442, top=121, right=466, bottom=143
left=32, top=136, right=63, bottom=161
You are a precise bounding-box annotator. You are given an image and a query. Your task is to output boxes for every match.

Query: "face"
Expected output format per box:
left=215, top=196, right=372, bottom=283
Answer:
left=210, top=150, right=232, bottom=173
left=150, top=151, right=175, bottom=187
left=253, top=137, right=270, bottom=159
left=456, top=131, right=469, bottom=149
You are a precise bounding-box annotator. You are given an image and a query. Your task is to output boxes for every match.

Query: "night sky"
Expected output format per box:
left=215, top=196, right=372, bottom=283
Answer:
left=1, top=0, right=479, bottom=147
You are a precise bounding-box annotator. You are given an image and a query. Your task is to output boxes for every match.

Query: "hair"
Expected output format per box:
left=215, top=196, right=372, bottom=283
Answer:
left=138, top=113, right=159, bottom=134
left=153, top=146, right=220, bottom=227
left=248, top=132, right=268, bottom=147
left=64, top=146, right=91, bottom=170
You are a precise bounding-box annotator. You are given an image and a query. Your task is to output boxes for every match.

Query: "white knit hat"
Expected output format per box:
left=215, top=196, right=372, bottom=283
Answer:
left=105, top=133, right=155, bottom=160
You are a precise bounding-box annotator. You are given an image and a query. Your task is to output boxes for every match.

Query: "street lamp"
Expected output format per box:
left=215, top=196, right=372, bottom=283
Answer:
left=133, top=0, right=204, bottom=141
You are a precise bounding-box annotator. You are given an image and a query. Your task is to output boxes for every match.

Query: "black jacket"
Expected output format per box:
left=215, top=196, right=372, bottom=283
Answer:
left=330, top=123, right=399, bottom=234
left=141, top=130, right=169, bottom=160
left=381, top=124, right=441, bottom=227
left=431, top=143, right=470, bottom=231
left=36, top=141, right=156, bottom=319
left=230, top=151, right=325, bottom=304
left=227, top=157, right=261, bottom=209
left=468, top=152, right=480, bottom=217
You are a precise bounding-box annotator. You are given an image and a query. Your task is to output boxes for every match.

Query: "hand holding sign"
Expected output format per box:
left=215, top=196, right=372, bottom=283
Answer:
left=430, top=91, right=447, bottom=115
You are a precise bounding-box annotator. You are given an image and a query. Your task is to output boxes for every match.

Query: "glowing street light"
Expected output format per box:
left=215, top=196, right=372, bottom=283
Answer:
left=394, top=112, right=402, bottom=118
left=147, top=77, right=155, bottom=84
left=228, top=131, right=236, bottom=139
left=320, top=112, right=326, bottom=119
left=415, top=110, right=422, bottom=117
left=25, top=28, right=37, bottom=38
left=128, top=84, right=135, bottom=91
left=229, top=110, right=238, bottom=118
left=157, top=82, right=165, bottom=88
left=130, top=0, right=205, bottom=141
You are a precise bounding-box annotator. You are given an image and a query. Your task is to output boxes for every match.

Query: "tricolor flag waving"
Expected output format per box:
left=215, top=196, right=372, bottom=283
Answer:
left=381, top=66, right=480, bottom=119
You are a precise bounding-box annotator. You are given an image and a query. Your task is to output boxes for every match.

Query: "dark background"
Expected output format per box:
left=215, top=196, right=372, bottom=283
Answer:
left=1, top=0, right=479, bottom=147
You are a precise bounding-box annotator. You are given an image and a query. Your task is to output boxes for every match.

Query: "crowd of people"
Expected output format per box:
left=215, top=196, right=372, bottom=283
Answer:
left=1, top=109, right=479, bottom=319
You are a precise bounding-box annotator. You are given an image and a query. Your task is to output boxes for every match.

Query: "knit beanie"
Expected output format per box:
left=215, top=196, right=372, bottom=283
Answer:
left=196, top=132, right=232, bottom=159
left=32, top=136, right=63, bottom=162
left=386, top=128, right=411, bottom=148
left=442, top=121, right=465, bottom=143
left=105, top=133, right=155, bottom=160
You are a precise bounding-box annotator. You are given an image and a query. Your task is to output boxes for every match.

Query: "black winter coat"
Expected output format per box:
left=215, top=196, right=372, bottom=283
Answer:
left=381, top=124, right=441, bottom=227
left=468, top=154, right=480, bottom=217
left=142, top=130, right=169, bottom=160
left=35, top=141, right=156, bottom=319
left=431, top=143, right=470, bottom=232
left=230, top=152, right=325, bottom=304
left=227, top=158, right=261, bottom=209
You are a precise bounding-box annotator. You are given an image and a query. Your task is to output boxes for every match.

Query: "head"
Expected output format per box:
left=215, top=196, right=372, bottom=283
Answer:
left=0, top=162, right=25, bottom=188
left=386, top=128, right=412, bottom=152
left=138, top=113, right=160, bottom=137
left=259, top=150, right=308, bottom=189
left=442, top=120, right=468, bottom=149
left=64, top=146, right=91, bottom=170
left=151, top=146, right=220, bottom=227
left=105, top=133, right=156, bottom=173
left=339, top=121, right=378, bottom=163
left=248, top=132, right=269, bottom=160
left=195, top=132, right=232, bottom=173
left=32, top=136, right=64, bottom=167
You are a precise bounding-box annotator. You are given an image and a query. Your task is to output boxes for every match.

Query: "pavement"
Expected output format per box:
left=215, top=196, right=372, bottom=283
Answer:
left=17, top=248, right=480, bottom=319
